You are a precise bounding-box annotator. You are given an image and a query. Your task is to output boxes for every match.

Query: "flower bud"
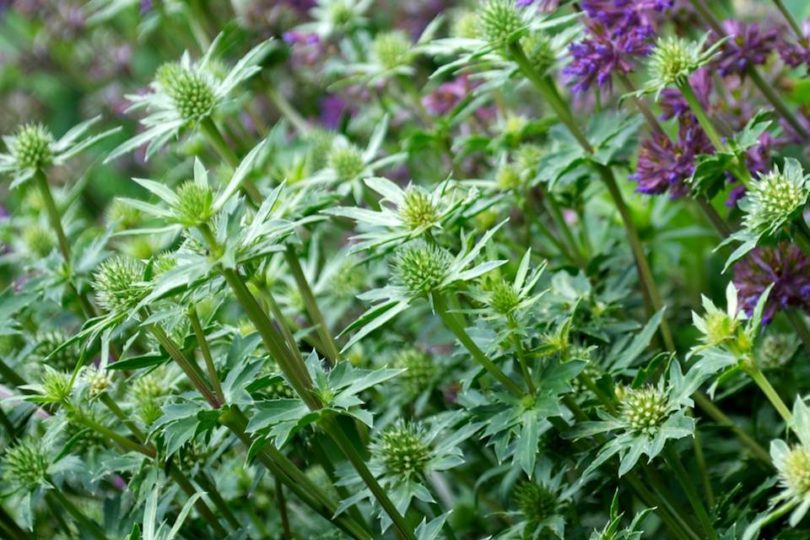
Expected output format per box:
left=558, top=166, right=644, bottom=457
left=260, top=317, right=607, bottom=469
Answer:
left=372, top=31, right=413, bottom=71
left=400, top=187, right=439, bottom=230
left=649, top=37, right=701, bottom=86
left=40, top=367, right=72, bottom=404
left=394, top=348, right=437, bottom=397
left=1, top=441, right=48, bottom=490
left=93, top=255, right=147, bottom=313
left=328, top=143, right=365, bottom=181
left=395, top=242, right=452, bottom=295
left=487, top=278, right=520, bottom=315
left=521, top=32, right=555, bottom=75
left=513, top=481, right=557, bottom=525
left=780, top=446, right=810, bottom=497
left=479, top=0, right=525, bottom=46
left=84, top=366, right=112, bottom=397
left=174, top=180, right=214, bottom=227
left=377, top=422, right=432, bottom=478
left=743, top=161, right=808, bottom=236
left=10, top=123, right=54, bottom=171
left=621, top=386, right=668, bottom=435
left=156, top=62, right=216, bottom=121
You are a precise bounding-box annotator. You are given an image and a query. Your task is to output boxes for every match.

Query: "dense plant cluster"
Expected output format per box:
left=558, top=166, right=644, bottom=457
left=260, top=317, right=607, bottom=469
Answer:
left=2, top=0, right=810, bottom=538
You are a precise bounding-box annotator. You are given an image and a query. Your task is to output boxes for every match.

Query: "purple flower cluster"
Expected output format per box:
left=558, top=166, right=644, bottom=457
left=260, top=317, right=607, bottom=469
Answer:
left=631, top=120, right=712, bottom=196
left=733, top=243, right=810, bottom=323
left=777, top=21, right=810, bottom=70
left=564, top=0, right=672, bottom=93
left=283, top=31, right=325, bottom=66
left=712, top=20, right=778, bottom=77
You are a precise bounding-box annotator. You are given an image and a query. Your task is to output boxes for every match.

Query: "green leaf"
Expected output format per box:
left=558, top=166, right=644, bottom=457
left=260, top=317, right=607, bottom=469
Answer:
left=247, top=399, right=310, bottom=433
left=107, top=354, right=167, bottom=371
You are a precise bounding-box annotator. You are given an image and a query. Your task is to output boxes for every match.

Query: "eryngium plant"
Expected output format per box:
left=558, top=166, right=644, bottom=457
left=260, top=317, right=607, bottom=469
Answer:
left=3, top=1, right=810, bottom=539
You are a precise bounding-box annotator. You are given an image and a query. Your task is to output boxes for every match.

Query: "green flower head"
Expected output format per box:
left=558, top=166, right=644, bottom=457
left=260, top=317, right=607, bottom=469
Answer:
left=156, top=62, right=217, bottom=122
left=620, top=386, right=669, bottom=436
left=93, top=255, right=148, bottom=314
left=377, top=422, right=432, bottom=479
left=2, top=440, right=48, bottom=492
left=742, top=158, right=809, bottom=237
left=9, top=123, right=54, bottom=171
left=479, top=0, right=526, bottom=47
left=395, top=242, right=452, bottom=295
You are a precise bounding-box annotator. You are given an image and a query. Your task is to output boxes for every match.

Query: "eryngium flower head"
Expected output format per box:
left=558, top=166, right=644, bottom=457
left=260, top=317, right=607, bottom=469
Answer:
left=173, top=180, right=214, bottom=226
left=621, top=386, right=668, bottom=435
left=93, top=255, right=148, bottom=314
left=84, top=366, right=113, bottom=397
left=400, top=187, right=439, bottom=230
left=328, top=143, right=365, bottom=181
left=394, top=348, right=437, bottom=396
left=395, top=242, right=452, bottom=295
left=741, top=159, right=809, bottom=237
left=8, top=123, right=54, bottom=171
left=1, top=441, right=48, bottom=491
left=521, top=31, right=556, bottom=75
left=40, top=368, right=72, bottom=404
left=377, top=422, right=432, bottom=478
left=372, top=31, right=413, bottom=70
left=778, top=446, right=810, bottom=498
left=733, top=243, right=810, bottom=324
left=478, top=0, right=525, bottom=46
left=647, top=36, right=705, bottom=87
left=487, top=278, right=521, bottom=315
left=513, top=481, right=557, bottom=525
left=712, top=20, right=778, bottom=77
left=156, top=62, right=217, bottom=121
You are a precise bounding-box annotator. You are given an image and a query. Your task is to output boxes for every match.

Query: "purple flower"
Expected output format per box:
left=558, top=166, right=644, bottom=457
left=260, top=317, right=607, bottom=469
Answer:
left=733, top=243, right=810, bottom=323
left=320, top=95, right=350, bottom=130
left=517, top=0, right=559, bottom=10
left=564, top=24, right=652, bottom=93
left=631, top=121, right=713, bottom=196
left=283, top=31, right=325, bottom=66
left=580, top=0, right=673, bottom=35
left=423, top=76, right=469, bottom=116
left=777, top=21, right=810, bottom=69
left=712, top=20, right=778, bottom=77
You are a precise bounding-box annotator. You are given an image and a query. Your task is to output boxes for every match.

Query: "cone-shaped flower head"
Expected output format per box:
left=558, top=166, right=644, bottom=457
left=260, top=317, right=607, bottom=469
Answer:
left=399, top=186, right=440, bottom=230
left=513, top=481, right=558, bottom=525
left=479, top=0, right=525, bottom=46
left=173, top=180, right=214, bottom=227
left=742, top=159, right=809, bottom=237
left=2, top=441, right=48, bottom=491
left=328, top=143, right=366, bottom=181
left=620, top=386, right=668, bottom=435
left=378, top=422, right=432, bottom=478
left=9, top=123, right=54, bottom=171
left=395, top=242, right=453, bottom=295
left=156, top=62, right=217, bottom=122
left=372, top=31, right=413, bottom=70
left=93, top=255, right=148, bottom=314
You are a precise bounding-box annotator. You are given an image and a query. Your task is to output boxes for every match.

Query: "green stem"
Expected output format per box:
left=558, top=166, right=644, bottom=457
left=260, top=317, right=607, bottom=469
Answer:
left=692, top=391, right=770, bottom=463
left=218, top=407, right=372, bottom=540
left=148, top=323, right=222, bottom=409
left=71, top=410, right=155, bottom=457
left=664, top=448, right=717, bottom=540
left=285, top=245, right=341, bottom=366
left=167, top=466, right=229, bottom=537
left=48, top=489, right=106, bottom=540
left=200, top=117, right=262, bottom=205
left=188, top=306, right=225, bottom=403
left=773, top=0, right=805, bottom=38
left=99, top=393, right=147, bottom=441
left=510, top=329, right=536, bottom=394
left=543, top=191, right=586, bottom=268
left=786, top=309, right=810, bottom=352
left=194, top=472, right=241, bottom=530
left=692, top=429, right=715, bottom=508
left=267, top=86, right=310, bottom=135
left=433, top=293, right=524, bottom=396
left=624, top=472, right=698, bottom=540
left=677, top=81, right=726, bottom=152
left=274, top=475, right=293, bottom=540
left=747, top=67, right=809, bottom=140
left=640, top=466, right=702, bottom=540
left=744, top=364, right=792, bottom=423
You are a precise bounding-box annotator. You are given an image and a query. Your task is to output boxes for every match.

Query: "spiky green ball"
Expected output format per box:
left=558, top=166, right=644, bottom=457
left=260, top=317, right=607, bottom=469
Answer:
left=394, top=349, right=437, bottom=396
left=400, top=187, right=439, bottom=230
left=395, top=242, right=452, bottom=295
left=156, top=63, right=216, bottom=121
left=373, top=31, right=413, bottom=70
left=513, top=481, right=557, bottom=524
left=23, top=224, right=54, bottom=257
left=488, top=278, right=520, bottom=315
left=621, top=386, right=668, bottom=435
left=782, top=447, right=810, bottom=497
left=378, top=423, right=432, bottom=478
left=174, top=180, right=214, bottom=226
left=36, top=330, right=81, bottom=372
left=40, top=368, right=72, bottom=404
left=2, top=441, right=48, bottom=490
left=648, top=37, right=701, bottom=86
left=521, top=32, right=555, bottom=74
left=11, top=123, right=54, bottom=170
left=93, top=255, right=147, bottom=313
left=328, top=143, right=365, bottom=181
left=479, top=0, right=524, bottom=46
left=743, top=167, right=807, bottom=235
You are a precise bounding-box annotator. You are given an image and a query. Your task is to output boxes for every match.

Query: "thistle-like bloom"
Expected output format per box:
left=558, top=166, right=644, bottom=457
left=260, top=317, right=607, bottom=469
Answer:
left=733, top=243, right=810, bottom=324
left=712, top=20, right=778, bottom=77
left=1, top=440, right=49, bottom=493
left=106, top=36, right=273, bottom=162
left=0, top=118, right=117, bottom=188
left=93, top=255, right=149, bottom=314
left=564, top=24, right=652, bottom=93
left=691, top=282, right=748, bottom=349
left=325, top=177, right=472, bottom=251
left=644, top=35, right=720, bottom=93
left=740, top=158, right=809, bottom=238
left=479, top=0, right=529, bottom=47
left=631, top=121, right=712, bottom=196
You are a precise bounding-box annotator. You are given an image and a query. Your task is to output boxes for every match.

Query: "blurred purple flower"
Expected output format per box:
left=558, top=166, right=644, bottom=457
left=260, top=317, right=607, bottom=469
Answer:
left=777, top=21, right=810, bottom=69
left=320, top=95, right=350, bottom=129
left=733, top=243, right=810, bottom=323
left=284, top=31, right=325, bottom=66
left=580, top=0, right=673, bottom=35
left=631, top=120, right=712, bottom=196
left=423, top=77, right=470, bottom=116
left=712, top=20, right=778, bottom=77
